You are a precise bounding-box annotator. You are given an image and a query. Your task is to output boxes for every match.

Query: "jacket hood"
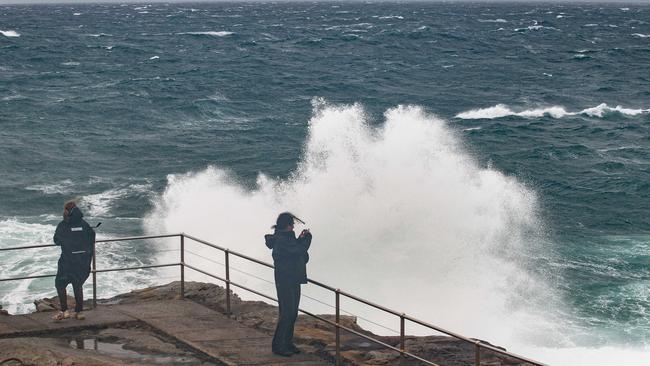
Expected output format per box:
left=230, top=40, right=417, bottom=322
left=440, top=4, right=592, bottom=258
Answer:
left=66, top=207, right=83, bottom=224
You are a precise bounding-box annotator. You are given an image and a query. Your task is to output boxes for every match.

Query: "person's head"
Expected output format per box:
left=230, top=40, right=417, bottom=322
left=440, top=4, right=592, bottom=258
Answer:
left=272, top=212, right=305, bottom=231
left=63, top=200, right=78, bottom=221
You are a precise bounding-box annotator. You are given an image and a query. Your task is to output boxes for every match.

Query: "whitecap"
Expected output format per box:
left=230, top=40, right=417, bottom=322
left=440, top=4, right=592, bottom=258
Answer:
left=620, top=7, right=630, bottom=11
left=83, top=183, right=153, bottom=217
left=463, top=126, right=482, bottom=131
left=479, top=18, right=507, bottom=23
left=61, top=61, right=80, bottom=66
left=579, top=103, right=649, bottom=117
left=631, top=33, right=650, bottom=38
left=378, top=15, right=404, bottom=20
left=149, top=55, right=159, bottom=60
left=514, top=25, right=548, bottom=32
left=177, top=31, right=234, bottom=37
left=73, top=12, right=81, bottom=16
left=0, top=30, right=20, bottom=38
left=207, top=91, right=228, bottom=102
left=455, top=103, right=650, bottom=120
left=456, top=104, right=570, bottom=119
left=584, top=23, right=598, bottom=27
left=25, top=179, right=75, bottom=195
left=1, top=94, right=25, bottom=101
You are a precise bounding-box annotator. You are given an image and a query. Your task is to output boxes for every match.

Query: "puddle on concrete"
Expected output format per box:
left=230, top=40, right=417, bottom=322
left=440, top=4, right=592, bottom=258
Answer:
left=67, top=337, right=205, bottom=365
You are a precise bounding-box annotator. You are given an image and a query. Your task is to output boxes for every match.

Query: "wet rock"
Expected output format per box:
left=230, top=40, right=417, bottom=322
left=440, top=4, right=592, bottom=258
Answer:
left=22, top=281, right=535, bottom=366
left=0, top=358, right=24, bottom=366
left=0, top=304, right=8, bottom=316
left=364, top=350, right=400, bottom=364
left=34, top=295, right=77, bottom=312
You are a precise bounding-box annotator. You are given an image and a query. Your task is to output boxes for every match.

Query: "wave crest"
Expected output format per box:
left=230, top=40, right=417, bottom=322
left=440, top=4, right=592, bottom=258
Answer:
left=0, top=30, right=20, bottom=38
left=455, top=103, right=649, bottom=120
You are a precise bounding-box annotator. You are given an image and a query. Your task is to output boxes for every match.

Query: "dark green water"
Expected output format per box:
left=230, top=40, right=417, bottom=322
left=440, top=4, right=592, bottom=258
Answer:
left=0, top=2, right=649, bottom=364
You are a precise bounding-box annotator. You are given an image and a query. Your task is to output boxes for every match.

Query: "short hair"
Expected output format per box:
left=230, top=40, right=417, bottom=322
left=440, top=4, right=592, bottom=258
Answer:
left=273, top=212, right=295, bottom=230
left=272, top=212, right=306, bottom=230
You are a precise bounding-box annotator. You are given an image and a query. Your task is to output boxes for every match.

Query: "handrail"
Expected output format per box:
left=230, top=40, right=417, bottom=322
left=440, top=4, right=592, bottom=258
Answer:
left=0, top=233, right=545, bottom=366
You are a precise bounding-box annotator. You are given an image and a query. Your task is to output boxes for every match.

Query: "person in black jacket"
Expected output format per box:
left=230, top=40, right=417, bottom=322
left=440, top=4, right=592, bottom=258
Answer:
left=52, top=200, right=95, bottom=321
left=265, top=212, right=312, bottom=356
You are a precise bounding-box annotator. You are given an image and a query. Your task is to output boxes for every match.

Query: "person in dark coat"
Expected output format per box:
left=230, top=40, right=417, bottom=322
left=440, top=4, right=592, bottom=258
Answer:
left=52, top=200, right=95, bottom=321
left=265, top=212, right=312, bottom=356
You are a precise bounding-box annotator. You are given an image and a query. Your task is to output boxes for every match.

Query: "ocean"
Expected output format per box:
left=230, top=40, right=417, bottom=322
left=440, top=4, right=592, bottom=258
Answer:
left=0, top=1, right=649, bottom=364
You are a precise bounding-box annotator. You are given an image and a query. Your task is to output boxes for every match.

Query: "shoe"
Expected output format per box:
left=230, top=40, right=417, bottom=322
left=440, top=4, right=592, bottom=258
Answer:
left=52, top=311, right=65, bottom=322
left=289, top=345, right=301, bottom=354
left=74, top=312, right=85, bottom=320
left=272, top=349, right=294, bottom=357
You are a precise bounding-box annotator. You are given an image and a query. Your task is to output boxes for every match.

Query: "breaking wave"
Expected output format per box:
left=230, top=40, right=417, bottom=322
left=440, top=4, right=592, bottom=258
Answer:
left=144, top=102, right=650, bottom=364
left=145, top=101, right=565, bottom=359
left=455, top=103, right=650, bottom=120
left=0, top=30, right=20, bottom=38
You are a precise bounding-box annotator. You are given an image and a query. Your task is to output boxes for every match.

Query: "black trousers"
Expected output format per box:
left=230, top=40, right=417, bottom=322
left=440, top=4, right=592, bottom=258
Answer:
left=56, top=281, right=83, bottom=313
left=272, top=280, right=301, bottom=353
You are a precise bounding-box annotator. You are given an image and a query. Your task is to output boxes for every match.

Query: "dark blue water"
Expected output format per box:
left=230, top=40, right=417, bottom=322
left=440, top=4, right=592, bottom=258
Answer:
left=1, top=2, right=649, bottom=363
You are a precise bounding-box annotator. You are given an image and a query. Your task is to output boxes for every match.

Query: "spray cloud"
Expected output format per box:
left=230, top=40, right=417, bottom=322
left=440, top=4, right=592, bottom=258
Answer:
left=145, top=101, right=555, bottom=351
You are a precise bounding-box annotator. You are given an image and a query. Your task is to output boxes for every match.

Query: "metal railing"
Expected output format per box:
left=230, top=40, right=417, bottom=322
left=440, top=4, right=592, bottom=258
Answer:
left=0, top=233, right=546, bottom=366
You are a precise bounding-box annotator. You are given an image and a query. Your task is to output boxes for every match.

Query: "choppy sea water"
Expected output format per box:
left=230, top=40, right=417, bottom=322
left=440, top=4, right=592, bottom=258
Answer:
left=0, top=2, right=649, bottom=365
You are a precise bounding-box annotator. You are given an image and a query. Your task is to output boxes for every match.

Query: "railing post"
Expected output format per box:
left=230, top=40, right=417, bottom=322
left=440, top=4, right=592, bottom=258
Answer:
left=92, top=239, right=97, bottom=309
left=475, top=341, right=481, bottom=366
left=400, top=313, right=405, bottom=356
left=335, top=289, right=341, bottom=366
left=180, top=234, right=185, bottom=299
left=225, top=249, right=231, bottom=315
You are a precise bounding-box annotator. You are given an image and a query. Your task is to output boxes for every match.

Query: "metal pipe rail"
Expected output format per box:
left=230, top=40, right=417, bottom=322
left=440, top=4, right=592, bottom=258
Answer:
left=0, top=233, right=545, bottom=366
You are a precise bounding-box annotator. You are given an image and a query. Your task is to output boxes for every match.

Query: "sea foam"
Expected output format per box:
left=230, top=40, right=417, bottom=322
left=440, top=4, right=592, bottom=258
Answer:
left=25, top=179, right=75, bottom=195
left=84, top=183, right=153, bottom=217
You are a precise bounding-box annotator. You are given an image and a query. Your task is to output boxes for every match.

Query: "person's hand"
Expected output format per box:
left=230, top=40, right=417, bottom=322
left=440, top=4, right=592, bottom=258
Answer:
left=299, top=229, right=310, bottom=238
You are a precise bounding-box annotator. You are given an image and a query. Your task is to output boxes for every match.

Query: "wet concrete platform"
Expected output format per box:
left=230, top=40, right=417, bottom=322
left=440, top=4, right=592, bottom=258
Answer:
left=0, top=299, right=331, bottom=366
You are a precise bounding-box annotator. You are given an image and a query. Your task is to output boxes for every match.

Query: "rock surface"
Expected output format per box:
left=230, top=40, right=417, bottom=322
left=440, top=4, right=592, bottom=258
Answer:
left=99, top=281, right=535, bottom=366
left=22, top=281, right=535, bottom=365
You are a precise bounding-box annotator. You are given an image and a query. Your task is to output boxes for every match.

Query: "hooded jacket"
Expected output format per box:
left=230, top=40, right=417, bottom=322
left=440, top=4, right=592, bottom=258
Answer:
left=54, top=207, right=95, bottom=283
left=265, top=230, right=311, bottom=284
